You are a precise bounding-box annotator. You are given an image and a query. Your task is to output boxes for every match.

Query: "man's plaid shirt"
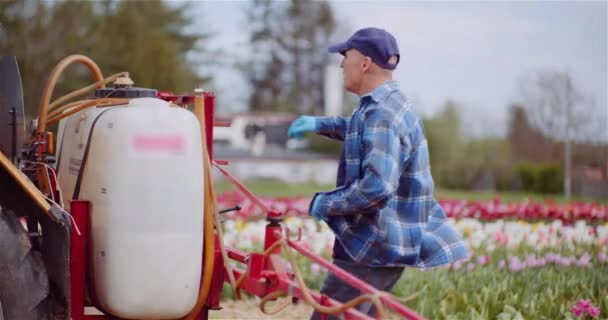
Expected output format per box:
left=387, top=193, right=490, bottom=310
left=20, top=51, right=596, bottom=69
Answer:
left=310, top=80, right=468, bottom=267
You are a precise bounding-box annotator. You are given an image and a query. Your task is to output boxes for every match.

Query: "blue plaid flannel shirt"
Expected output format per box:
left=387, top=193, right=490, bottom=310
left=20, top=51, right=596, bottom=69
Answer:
left=310, top=80, right=468, bottom=268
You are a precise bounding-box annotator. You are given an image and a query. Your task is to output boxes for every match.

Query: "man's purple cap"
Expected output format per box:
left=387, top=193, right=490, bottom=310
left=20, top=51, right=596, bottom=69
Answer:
left=328, top=27, right=400, bottom=70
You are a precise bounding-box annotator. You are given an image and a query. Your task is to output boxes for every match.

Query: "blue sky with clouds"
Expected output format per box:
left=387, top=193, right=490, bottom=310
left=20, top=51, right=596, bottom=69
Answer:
left=187, top=0, right=607, bottom=140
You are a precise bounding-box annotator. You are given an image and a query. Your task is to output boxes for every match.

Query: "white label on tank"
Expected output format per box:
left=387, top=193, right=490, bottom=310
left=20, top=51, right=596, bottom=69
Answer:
left=128, top=134, right=189, bottom=159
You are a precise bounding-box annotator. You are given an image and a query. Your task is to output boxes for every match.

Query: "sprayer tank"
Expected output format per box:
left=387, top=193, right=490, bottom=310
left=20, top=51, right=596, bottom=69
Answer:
left=56, top=97, right=204, bottom=319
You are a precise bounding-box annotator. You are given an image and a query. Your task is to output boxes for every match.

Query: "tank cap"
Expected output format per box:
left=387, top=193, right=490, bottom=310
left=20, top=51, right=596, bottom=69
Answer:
left=113, top=75, right=134, bottom=87
left=95, top=87, right=157, bottom=98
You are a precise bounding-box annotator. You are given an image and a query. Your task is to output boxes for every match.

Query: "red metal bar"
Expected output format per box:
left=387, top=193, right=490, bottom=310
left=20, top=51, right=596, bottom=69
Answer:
left=213, top=163, right=272, bottom=214
left=206, top=235, right=225, bottom=310
left=214, top=159, right=229, bottom=166
left=263, top=223, right=282, bottom=265
left=247, top=253, right=266, bottom=280
left=214, top=121, right=231, bottom=127
left=70, top=201, right=89, bottom=320
left=286, top=238, right=425, bottom=320
left=228, top=267, right=268, bottom=297
left=227, top=248, right=249, bottom=264
left=69, top=201, right=106, bottom=319
left=204, top=92, right=215, bottom=160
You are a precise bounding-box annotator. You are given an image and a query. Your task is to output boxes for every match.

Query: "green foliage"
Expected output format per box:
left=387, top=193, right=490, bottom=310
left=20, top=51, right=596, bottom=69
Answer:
left=243, top=0, right=336, bottom=114
left=517, top=164, right=536, bottom=191
left=393, top=259, right=607, bottom=319
left=214, top=179, right=335, bottom=198
left=536, top=165, right=563, bottom=194
left=424, top=101, right=516, bottom=190
left=0, top=0, right=210, bottom=116
left=516, top=163, right=563, bottom=194
left=90, top=0, right=207, bottom=93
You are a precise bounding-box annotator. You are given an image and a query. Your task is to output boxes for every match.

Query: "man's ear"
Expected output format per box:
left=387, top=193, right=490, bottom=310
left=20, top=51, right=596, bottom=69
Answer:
left=362, top=56, right=372, bottom=72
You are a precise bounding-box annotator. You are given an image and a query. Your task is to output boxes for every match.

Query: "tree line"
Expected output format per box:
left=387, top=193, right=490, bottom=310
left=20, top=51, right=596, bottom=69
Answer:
left=1, top=0, right=205, bottom=116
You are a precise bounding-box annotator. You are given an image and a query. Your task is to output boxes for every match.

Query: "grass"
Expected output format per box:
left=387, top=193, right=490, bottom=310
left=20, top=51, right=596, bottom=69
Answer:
left=213, top=179, right=606, bottom=204
left=213, top=179, right=334, bottom=198
left=394, top=262, right=607, bottom=319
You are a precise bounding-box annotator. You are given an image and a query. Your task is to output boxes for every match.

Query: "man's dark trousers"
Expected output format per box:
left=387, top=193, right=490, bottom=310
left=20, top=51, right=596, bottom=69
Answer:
left=310, top=259, right=405, bottom=320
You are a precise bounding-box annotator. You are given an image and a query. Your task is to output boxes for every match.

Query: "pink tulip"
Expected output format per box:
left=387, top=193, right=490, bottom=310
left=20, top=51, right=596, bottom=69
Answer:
left=589, top=306, right=600, bottom=317
left=310, top=263, right=322, bottom=275
left=571, top=305, right=583, bottom=317
left=452, top=261, right=463, bottom=270
left=571, top=299, right=601, bottom=318
left=476, top=256, right=490, bottom=265
left=576, top=299, right=591, bottom=310
left=598, top=252, right=607, bottom=263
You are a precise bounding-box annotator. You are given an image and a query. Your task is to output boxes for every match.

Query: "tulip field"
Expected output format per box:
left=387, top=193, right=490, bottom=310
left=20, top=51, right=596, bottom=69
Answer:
left=215, top=187, right=607, bottom=319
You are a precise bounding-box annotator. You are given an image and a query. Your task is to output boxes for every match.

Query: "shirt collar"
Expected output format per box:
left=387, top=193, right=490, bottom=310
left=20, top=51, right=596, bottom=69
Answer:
left=361, top=80, right=399, bottom=103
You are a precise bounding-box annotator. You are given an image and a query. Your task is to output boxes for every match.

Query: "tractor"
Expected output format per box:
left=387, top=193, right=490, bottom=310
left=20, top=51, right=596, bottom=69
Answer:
left=0, top=55, right=424, bottom=320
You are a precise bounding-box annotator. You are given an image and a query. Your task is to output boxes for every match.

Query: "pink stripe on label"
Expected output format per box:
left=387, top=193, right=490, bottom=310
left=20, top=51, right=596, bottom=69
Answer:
left=132, top=135, right=186, bottom=153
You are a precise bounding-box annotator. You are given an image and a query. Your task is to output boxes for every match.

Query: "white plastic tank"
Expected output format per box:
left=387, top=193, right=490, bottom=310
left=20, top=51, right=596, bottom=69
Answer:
left=56, top=98, right=204, bottom=319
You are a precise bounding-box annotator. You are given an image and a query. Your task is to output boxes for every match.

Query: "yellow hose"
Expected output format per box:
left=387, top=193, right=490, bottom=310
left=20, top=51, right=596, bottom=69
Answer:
left=181, top=95, right=216, bottom=320
left=47, top=99, right=92, bottom=119
left=37, top=55, right=105, bottom=133
left=46, top=98, right=129, bottom=126
left=210, top=175, right=240, bottom=299
left=46, top=72, right=129, bottom=113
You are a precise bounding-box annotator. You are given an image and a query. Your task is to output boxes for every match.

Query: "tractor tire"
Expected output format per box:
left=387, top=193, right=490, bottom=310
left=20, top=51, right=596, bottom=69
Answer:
left=0, top=206, right=50, bottom=320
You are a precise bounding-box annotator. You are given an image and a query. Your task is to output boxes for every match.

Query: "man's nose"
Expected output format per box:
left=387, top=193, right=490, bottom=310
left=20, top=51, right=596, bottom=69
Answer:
left=340, top=59, right=344, bottom=68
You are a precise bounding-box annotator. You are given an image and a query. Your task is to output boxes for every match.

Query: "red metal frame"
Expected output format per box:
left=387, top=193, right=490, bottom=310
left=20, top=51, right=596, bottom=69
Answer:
left=64, top=92, right=425, bottom=320
left=203, top=92, right=215, bottom=160
left=69, top=200, right=105, bottom=320
left=69, top=200, right=87, bottom=320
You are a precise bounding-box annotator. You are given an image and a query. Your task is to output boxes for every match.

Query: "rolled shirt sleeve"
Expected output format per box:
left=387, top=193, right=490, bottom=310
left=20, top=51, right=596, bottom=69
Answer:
left=315, top=116, right=349, bottom=141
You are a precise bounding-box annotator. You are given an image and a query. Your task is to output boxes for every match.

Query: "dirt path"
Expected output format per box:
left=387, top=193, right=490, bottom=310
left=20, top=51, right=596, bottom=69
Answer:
left=209, top=298, right=314, bottom=319
left=208, top=298, right=404, bottom=319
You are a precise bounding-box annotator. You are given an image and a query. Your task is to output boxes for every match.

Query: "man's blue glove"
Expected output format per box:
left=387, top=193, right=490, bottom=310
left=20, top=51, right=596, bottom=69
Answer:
left=288, top=116, right=316, bottom=140
left=309, top=194, right=326, bottom=221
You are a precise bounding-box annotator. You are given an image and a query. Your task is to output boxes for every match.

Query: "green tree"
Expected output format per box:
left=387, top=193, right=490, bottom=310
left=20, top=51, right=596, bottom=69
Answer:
left=0, top=0, right=211, bottom=117
left=424, top=101, right=515, bottom=190
left=243, top=0, right=336, bottom=113
left=243, top=0, right=286, bottom=112
left=424, top=100, right=463, bottom=179
left=1, top=0, right=60, bottom=115
left=90, top=0, right=208, bottom=94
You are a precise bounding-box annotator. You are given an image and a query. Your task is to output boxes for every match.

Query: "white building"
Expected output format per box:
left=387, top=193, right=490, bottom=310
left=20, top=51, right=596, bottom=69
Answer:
left=212, top=112, right=338, bottom=185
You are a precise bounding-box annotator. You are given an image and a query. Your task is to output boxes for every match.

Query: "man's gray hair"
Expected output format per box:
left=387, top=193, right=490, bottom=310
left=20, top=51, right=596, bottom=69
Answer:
left=388, top=55, right=399, bottom=65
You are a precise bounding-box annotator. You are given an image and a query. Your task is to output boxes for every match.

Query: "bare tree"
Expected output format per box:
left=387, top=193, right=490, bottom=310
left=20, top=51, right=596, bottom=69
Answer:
left=519, top=70, right=594, bottom=199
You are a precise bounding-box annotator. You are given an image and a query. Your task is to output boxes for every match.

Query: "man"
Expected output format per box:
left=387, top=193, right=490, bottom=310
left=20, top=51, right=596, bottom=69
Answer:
left=287, top=27, right=468, bottom=319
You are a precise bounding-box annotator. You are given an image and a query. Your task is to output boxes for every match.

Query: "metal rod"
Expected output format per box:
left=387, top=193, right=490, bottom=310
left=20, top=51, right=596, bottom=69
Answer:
left=213, top=163, right=272, bottom=214
left=286, top=238, right=426, bottom=320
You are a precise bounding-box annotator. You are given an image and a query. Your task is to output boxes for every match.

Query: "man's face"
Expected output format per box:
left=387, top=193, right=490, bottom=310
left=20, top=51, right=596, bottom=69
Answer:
left=340, top=49, right=369, bottom=94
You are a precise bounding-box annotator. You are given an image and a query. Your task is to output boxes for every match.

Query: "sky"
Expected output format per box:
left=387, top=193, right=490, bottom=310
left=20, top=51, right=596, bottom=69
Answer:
left=186, top=0, right=607, bottom=141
